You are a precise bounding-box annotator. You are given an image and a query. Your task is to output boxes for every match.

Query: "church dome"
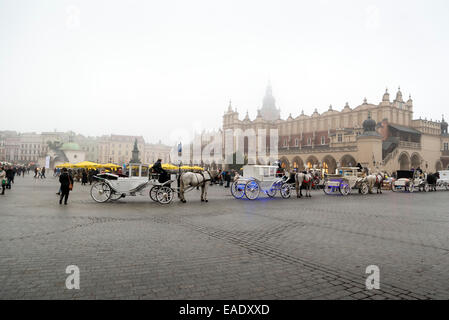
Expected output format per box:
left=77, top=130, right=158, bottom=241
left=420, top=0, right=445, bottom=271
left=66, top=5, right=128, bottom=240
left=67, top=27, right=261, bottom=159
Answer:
left=406, top=94, right=413, bottom=107
left=395, top=87, right=403, bottom=102
left=60, top=142, right=81, bottom=151
left=382, top=88, right=390, bottom=102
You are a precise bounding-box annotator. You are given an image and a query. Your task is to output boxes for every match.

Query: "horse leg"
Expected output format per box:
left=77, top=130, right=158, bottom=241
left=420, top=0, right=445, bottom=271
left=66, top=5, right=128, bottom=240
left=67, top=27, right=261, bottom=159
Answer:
left=308, top=184, right=312, bottom=197
left=179, top=180, right=186, bottom=203
left=204, top=184, right=208, bottom=202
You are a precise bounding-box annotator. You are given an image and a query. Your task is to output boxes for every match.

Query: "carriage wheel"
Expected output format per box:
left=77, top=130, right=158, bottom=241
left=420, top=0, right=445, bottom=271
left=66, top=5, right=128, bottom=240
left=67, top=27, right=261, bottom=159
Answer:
left=230, top=181, right=245, bottom=199
left=109, top=192, right=123, bottom=201
left=323, top=182, right=333, bottom=195
left=244, top=180, right=260, bottom=200
left=408, top=183, right=415, bottom=193
left=339, top=183, right=351, bottom=196
left=266, top=182, right=278, bottom=198
left=280, top=183, right=291, bottom=199
left=423, top=183, right=429, bottom=192
left=266, top=187, right=277, bottom=197
left=91, top=181, right=112, bottom=203
left=445, top=183, right=449, bottom=191
left=149, top=186, right=160, bottom=202
left=360, top=183, right=369, bottom=195
left=156, top=186, right=174, bottom=204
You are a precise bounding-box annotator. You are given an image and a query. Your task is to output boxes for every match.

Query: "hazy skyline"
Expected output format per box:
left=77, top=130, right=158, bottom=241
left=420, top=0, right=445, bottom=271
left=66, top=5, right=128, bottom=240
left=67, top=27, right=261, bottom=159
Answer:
left=1, top=0, right=449, bottom=145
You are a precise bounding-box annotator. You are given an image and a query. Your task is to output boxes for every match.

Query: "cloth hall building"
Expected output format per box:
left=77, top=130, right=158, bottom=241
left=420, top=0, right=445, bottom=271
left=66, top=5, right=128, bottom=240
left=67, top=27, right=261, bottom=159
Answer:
left=222, top=85, right=449, bottom=174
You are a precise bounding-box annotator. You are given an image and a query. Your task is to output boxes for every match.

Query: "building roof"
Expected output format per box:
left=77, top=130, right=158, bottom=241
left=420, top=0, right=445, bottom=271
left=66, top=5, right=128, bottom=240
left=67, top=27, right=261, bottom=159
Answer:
left=60, top=142, right=81, bottom=151
left=388, top=124, right=421, bottom=135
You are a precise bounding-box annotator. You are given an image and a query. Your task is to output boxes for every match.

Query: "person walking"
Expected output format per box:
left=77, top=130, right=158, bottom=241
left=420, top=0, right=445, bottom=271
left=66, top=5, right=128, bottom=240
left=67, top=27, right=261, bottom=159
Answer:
left=5, top=166, right=13, bottom=189
left=41, top=167, right=46, bottom=179
left=81, top=169, right=88, bottom=185
left=0, top=167, right=7, bottom=195
left=59, top=168, right=74, bottom=205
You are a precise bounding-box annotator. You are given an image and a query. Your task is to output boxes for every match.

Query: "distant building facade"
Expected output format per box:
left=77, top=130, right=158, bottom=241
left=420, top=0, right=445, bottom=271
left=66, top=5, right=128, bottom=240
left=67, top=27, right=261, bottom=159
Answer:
left=0, top=130, right=172, bottom=168
left=222, top=85, right=449, bottom=173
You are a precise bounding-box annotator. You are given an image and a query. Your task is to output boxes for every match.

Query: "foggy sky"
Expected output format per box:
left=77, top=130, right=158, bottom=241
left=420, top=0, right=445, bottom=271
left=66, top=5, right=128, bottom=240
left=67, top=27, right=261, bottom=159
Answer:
left=1, top=0, right=449, bottom=145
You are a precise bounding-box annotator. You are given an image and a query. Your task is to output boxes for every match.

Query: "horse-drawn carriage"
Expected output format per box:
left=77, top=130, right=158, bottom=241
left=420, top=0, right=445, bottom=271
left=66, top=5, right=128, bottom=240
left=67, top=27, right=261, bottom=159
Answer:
left=90, top=163, right=177, bottom=204
left=231, top=165, right=293, bottom=200
left=323, top=167, right=369, bottom=196
left=434, top=170, right=449, bottom=191
left=392, top=170, right=428, bottom=192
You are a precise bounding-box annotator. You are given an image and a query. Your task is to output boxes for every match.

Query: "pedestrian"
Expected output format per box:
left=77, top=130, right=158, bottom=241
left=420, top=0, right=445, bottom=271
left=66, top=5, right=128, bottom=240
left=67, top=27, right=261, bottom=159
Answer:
left=5, top=166, right=13, bottom=189
left=225, top=170, right=231, bottom=188
left=59, top=168, right=74, bottom=205
left=0, top=167, right=7, bottom=195
left=34, top=167, right=38, bottom=178
left=41, top=167, right=46, bottom=179
left=81, top=169, right=88, bottom=185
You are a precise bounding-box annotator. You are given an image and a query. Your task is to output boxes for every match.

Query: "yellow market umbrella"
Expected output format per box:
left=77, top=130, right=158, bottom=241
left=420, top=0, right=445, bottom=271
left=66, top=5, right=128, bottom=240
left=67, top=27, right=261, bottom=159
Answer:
left=180, top=165, right=194, bottom=170
left=192, top=166, right=204, bottom=171
left=56, top=163, right=74, bottom=168
left=101, top=163, right=121, bottom=169
left=149, top=163, right=179, bottom=170
left=73, top=161, right=100, bottom=168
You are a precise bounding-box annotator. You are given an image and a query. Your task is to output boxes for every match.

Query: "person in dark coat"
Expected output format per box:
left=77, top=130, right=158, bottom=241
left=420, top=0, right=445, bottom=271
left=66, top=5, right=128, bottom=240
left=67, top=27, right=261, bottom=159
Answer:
left=59, top=168, right=74, bottom=205
left=225, top=170, right=231, bottom=188
left=5, top=167, right=13, bottom=189
left=81, top=169, right=88, bottom=185
left=152, top=159, right=168, bottom=183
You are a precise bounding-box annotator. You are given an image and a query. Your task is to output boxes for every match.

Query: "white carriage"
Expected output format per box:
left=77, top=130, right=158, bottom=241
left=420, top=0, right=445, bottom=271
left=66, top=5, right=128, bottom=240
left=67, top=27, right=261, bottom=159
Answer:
left=436, top=170, right=449, bottom=190
left=323, top=167, right=369, bottom=196
left=231, top=165, right=292, bottom=200
left=392, top=170, right=428, bottom=192
left=90, top=163, right=177, bottom=204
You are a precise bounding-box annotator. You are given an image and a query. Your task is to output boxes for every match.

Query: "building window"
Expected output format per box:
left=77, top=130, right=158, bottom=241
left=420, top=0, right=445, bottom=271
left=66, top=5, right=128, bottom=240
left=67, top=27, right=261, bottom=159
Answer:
left=444, top=143, right=449, bottom=151
left=321, top=136, right=326, bottom=145
left=337, top=134, right=343, bottom=142
left=295, top=139, right=299, bottom=147
left=307, top=138, right=311, bottom=145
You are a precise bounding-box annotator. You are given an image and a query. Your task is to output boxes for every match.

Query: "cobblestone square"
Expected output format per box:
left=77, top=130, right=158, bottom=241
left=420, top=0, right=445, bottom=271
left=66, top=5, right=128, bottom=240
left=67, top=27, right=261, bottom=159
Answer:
left=0, top=175, right=448, bottom=299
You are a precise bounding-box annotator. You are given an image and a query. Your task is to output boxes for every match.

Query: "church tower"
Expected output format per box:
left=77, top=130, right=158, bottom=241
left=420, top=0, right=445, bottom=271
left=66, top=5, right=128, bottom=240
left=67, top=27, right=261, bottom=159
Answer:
left=258, top=82, right=281, bottom=121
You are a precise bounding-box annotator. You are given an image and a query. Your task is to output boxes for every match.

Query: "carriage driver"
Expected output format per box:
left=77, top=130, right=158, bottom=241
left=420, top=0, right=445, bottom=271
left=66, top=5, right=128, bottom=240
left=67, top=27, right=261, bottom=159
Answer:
left=152, top=159, right=170, bottom=184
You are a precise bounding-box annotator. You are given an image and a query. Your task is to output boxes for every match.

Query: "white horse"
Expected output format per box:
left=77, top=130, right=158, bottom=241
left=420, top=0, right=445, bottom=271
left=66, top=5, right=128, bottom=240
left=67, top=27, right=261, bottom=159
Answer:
left=366, top=170, right=386, bottom=194
left=295, top=171, right=313, bottom=198
left=179, top=170, right=218, bottom=203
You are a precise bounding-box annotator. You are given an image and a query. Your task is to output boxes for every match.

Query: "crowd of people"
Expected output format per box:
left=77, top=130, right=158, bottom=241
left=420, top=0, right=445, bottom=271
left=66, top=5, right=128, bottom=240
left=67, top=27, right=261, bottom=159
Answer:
left=212, top=169, right=240, bottom=188
left=0, top=165, right=31, bottom=195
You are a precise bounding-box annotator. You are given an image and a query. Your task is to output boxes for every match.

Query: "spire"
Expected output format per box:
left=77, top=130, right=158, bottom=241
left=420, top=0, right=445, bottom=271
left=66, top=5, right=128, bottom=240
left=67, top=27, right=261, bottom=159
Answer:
left=329, top=104, right=333, bottom=111
left=406, top=94, right=413, bottom=107
left=382, top=88, right=390, bottom=102
left=363, top=97, right=368, bottom=104
left=260, top=81, right=280, bottom=121
left=244, top=110, right=250, bottom=121
left=395, top=86, right=403, bottom=102
left=227, top=100, right=233, bottom=113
